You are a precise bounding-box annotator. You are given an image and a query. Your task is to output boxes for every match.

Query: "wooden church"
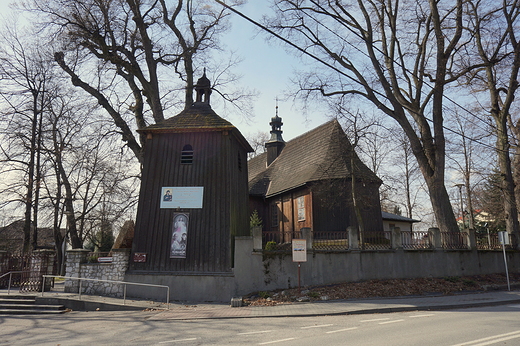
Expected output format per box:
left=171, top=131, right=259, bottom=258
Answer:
left=128, top=73, right=253, bottom=275
left=248, top=114, right=384, bottom=240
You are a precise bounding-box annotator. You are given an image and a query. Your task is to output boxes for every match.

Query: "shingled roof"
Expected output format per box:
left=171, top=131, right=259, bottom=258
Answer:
left=139, top=103, right=253, bottom=151
left=248, top=120, right=381, bottom=197
left=140, top=103, right=234, bottom=132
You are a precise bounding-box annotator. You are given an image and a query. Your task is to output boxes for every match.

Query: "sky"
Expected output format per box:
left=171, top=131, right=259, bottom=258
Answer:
left=216, top=1, right=329, bottom=141
left=0, top=1, right=329, bottom=143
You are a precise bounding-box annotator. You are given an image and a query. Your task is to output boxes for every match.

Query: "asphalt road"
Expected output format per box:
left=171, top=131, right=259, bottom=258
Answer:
left=2, top=305, right=520, bottom=345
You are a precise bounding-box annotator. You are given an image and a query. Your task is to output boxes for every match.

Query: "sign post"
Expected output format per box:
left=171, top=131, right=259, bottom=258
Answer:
left=498, top=231, right=511, bottom=291
left=292, top=239, right=307, bottom=293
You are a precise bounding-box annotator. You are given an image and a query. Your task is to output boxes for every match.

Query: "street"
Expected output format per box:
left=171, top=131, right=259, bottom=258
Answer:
left=1, top=305, right=520, bottom=345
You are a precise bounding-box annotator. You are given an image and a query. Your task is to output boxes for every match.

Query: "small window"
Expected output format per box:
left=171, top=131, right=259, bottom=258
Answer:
left=297, top=196, right=305, bottom=221
left=181, top=144, right=193, bottom=164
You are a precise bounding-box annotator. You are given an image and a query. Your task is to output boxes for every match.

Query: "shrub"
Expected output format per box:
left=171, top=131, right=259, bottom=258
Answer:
left=250, top=210, right=263, bottom=231
left=264, top=241, right=277, bottom=252
left=258, top=291, right=270, bottom=299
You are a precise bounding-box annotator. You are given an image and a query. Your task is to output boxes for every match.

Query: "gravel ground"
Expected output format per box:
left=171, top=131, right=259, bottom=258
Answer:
left=244, top=273, right=520, bottom=306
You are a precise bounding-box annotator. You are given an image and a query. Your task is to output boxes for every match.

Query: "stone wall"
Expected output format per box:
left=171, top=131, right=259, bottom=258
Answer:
left=65, top=228, right=520, bottom=302
left=233, top=235, right=520, bottom=297
left=64, top=249, right=130, bottom=297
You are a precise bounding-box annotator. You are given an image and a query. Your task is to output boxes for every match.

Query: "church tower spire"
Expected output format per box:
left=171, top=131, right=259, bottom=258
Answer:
left=194, top=68, right=212, bottom=105
left=265, top=103, right=285, bottom=166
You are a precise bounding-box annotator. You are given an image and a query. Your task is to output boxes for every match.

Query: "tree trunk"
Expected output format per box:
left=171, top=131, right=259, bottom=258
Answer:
left=496, top=123, right=520, bottom=235
left=424, top=172, right=460, bottom=234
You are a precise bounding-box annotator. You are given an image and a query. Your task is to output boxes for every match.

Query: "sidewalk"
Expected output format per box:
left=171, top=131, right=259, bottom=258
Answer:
left=149, top=290, right=520, bottom=320
left=3, top=286, right=520, bottom=319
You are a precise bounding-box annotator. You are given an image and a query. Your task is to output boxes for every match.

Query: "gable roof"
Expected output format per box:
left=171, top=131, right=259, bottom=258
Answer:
left=0, top=220, right=57, bottom=252
left=139, top=103, right=253, bottom=152
left=382, top=211, right=420, bottom=223
left=248, top=120, right=381, bottom=197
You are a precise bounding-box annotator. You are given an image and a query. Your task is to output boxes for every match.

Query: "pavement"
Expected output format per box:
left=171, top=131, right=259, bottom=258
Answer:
left=3, top=285, right=520, bottom=320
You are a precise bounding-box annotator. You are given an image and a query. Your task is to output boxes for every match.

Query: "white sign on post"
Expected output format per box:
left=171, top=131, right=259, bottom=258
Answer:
left=498, top=231, right=510, bottom=245
left=292, top=239, right=307, bottom=262
left=498, top=231, right=511, bottom=291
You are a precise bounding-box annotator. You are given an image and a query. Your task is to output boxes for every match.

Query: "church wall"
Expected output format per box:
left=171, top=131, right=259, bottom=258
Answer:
left=311, top=181, right=351, bottom=232
left=130, top=130, right=249, bottom=274
left=358, top=182, right=384, bottom=232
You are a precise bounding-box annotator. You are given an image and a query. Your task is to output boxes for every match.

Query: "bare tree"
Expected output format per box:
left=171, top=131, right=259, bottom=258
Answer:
left=264, top=0, right=473, bottom=232
left=26, top=0, right=249, bottom=164
left=246, top=130, right=269, bottom=159
left=0, top=23, right=55, bottom=252
left=384, top=128, right=423, bottom=220
left=445, top=111, right=493, bottom=230
left=42, top=92, right=139, bottom=250
left=0, top=19, right=139, bottom=263
left=464, top=0, right=520, bottom=235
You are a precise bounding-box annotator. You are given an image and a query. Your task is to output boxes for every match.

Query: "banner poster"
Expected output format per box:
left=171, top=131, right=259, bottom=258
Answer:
left=170, top=213, right=189, bottom=258
left=160, top=186, right=203, bottom=209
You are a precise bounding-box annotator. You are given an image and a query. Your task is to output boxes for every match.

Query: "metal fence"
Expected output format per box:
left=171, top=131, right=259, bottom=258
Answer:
left=361, top=231, right=392, bottom=250
left=0, top=252, right=57, bottom=292
left=42, top=275, right=170, bottom=308
left=401, top=231, right=432, bottom=250
left=475, top=232, right=514, bottom=250
left=441, top=231, right=469, bottom=250
left=263, top=230, right=301, bottom=251
left=313, top=231, right=349, bottom=251
left=260, top=230, right=477, bottom=251
left=262, top=230, right=349, bottom=251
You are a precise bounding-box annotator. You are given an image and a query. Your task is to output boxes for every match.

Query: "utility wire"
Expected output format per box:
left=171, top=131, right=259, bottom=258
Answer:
left=299, top=4, right=498, bottom=141
left=214, top=0, right=512, bottom=155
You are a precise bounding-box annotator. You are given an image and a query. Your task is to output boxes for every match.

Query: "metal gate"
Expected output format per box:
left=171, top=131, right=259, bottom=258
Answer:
left=0, top=251, right=57, bottom=292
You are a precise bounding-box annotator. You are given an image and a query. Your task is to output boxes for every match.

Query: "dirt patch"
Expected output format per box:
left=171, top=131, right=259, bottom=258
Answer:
left=244, top=273, right=520, bottom=306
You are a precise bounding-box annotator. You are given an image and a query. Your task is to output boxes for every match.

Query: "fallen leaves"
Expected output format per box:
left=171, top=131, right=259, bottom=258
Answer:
left=243, top=273, right=520, bottom=306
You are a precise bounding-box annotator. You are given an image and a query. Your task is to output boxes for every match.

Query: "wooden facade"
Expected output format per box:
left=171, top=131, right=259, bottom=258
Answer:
left=249, top=119, right=384, bottom=239
left=129, top=74, right=252, bottom=274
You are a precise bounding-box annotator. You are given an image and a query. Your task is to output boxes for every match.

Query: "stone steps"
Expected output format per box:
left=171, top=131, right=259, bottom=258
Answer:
left=0, top=295, right=66, bottom=315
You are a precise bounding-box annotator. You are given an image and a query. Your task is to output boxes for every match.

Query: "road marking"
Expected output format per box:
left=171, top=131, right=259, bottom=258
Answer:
left=258, top=338, right=296, bottom=345
left=451, top=330, right=520, bottom=346
left=379, top=319, right=405, bottom=325
left=301, top=324, right=334, bottom=329
left=360, top=318, right=390, bottom=323
left=159, top=338, right=197, bottom=343
left=239, top=330, right=273, bottom=335
left=409, top=314, right=435, bottom=318
left=326, top=327, right=359, bottom=334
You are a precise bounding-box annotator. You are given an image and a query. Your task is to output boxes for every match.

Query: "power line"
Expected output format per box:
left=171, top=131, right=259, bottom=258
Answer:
left=214, top=0, right=513, bottom=155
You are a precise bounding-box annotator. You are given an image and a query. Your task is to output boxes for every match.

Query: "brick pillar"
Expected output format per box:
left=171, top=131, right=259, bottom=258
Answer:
left=348, top=226, right=359, bottom=250
left=64, top=249, right=90, bottom=293
left=32, top=249, right=56, bottom=291
left=300, top=228, right=312, bottom=250
left=392, top=227, right=402, bottom=249
left=467, top=229, right=477, bottom=250
left=429, top=228, right=442, bottom=250
left=252, top=226, right=263, bottom=251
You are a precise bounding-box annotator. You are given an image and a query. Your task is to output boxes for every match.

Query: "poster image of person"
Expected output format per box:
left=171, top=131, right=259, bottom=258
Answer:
left=163, top=189, right=172, bottom=201
left=170, top=213, right=188, bottom=258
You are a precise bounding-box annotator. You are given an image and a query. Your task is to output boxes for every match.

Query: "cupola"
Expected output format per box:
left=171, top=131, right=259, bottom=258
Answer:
left=265, top=105, right=285, bottom=166
left=194, top=69, right=212, bottom=105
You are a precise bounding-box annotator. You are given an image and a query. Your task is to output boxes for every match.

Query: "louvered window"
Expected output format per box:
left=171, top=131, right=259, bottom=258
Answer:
left=181, top=144, right=193, bottom=164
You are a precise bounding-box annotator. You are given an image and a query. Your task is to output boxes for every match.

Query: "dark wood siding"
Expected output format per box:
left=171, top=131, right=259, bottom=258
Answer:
left=292, top=188, right=312, bottom=231
left=130, top=130, right=250, bottom=273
